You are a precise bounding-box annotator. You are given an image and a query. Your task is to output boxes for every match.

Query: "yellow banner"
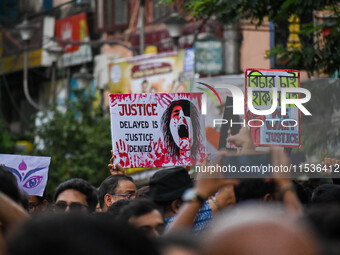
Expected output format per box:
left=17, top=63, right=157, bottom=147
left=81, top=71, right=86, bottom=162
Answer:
left=0, top=49, right=42, bottom=75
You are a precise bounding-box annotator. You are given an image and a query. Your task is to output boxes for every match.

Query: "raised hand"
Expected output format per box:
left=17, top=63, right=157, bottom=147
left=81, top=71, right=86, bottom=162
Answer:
left=227, top=127, right=256, bottom=154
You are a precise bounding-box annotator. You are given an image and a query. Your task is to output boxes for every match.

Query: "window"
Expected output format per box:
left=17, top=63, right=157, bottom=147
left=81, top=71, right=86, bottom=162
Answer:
left=114, top=0, right=128, bottom=25
left=95, top=0, right=129, bottom=32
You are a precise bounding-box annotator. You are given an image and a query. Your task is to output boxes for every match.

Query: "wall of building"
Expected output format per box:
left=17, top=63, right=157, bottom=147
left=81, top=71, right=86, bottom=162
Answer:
left=240, top=21, right=271, bottom=71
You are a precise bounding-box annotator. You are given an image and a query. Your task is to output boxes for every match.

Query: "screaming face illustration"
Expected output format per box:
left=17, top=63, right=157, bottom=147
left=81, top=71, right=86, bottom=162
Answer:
left=161, top=99, right=201, bottom=161
left=170, top=105, right=193, bottom=150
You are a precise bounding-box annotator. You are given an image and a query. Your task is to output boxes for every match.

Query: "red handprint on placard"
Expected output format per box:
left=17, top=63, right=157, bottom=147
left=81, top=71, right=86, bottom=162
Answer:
left=179, top=150, right=191, bottom=165
left=115, top=139, right=130, bottom=167
left=142, top=141, right=156, bottom=167
left=146, top=138, right=169, bottom=167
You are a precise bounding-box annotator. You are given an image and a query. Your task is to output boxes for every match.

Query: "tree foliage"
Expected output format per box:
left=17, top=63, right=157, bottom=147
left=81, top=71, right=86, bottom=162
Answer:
left=32, top=97, right=111, bottom=199
left=0, top=120, right=16, bottom=153
left=171, top=0, right=340, bottom=76
left=301, top=79, right=340, bottom=155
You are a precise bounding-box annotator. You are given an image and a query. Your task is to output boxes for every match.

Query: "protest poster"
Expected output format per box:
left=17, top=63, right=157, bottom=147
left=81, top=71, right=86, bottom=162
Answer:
left=109, top=93, right=206, bottom=168
left=0, top=154, right=51, bottom=196
left=245, top=69, right=301, bottom=147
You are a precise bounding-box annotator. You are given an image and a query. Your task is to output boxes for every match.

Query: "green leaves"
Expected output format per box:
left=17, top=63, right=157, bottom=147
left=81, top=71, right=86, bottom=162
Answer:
left=175, top=0, right=340, bottom=76
left=32, top=99, right=111, bottom=199
left=0, top=120, right=15, bottom=153
left=301, top=79, right=340, bottom=155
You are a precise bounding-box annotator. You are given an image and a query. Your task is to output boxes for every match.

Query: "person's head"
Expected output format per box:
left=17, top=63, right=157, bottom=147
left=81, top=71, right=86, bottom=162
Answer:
left=54, top=178, right=98, bottom=213
left=28, top=195, right=48, bottom=214
left=234, top=179, right=276, bottom=202
left=161, top=100, right=201, bottom=162
left=141, top=79, right=149, bottom=93
left=0, top=166, right=31, bottom=211
left=148, top=167, right=193, bottom=217
left=204, top=204, right=319, bottom=255
left=99, top=175, right=136, bottom=211
left=292, top=180, right=310, bottom=205
left=136, top=185, right=150, bottom=198
left=311, top=184, right=340, bottom=204
left=306, top=204, right=340, bottom=255
left=0, top=166, right=21, bottom=204
left=119, top=198, right=165, bottom=238
left=107, top=199, right=131, bottom=218
left=19, top=191, right=29, bottom=211
left=7, top=213, right=160, bottom=255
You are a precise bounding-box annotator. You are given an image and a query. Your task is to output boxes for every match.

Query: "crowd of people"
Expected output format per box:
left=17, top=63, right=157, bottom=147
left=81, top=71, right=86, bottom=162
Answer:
left=0, top=127, right=340, bottom=255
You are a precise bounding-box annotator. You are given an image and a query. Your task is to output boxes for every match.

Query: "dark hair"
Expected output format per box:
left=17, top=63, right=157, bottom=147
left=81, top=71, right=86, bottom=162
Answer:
left=147, top=167, right=192, bottom=203
left=118, top=198, right=163, bottom=223
left=136, top=186, right=150, bottom=198
left=292, top=180, right=310, bottom=205
left=234, top=179, right=276, bottom=202
left=311, top=184, right=340, bottom=204
left=161, top=99, right=201, bottom=162
left=19, top=190, right=29, bottom=211
left=154, top=199, right=183, bottom=215
left=306, top=204, right=340, bottom=255
left=8, top=213, right=160, bottom=255
left=0, top=166, right=21, bottom=204
left=98, top=175, right=134, bottom=208
left=54, top=178, right=98, bottom=213
left=35, top=195, right=46, bottom=204
left=107, top=199, right=131, bottom=218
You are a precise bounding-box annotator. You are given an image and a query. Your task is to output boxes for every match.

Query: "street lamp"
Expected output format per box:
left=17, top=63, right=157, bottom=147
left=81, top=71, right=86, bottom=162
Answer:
left=16, top=18, right=41, bottom=111
left=17, top=19, right=37, bottom=41
left=46, top=44, right=64, bottom=103
left=164, top=11, right=187, bottom=50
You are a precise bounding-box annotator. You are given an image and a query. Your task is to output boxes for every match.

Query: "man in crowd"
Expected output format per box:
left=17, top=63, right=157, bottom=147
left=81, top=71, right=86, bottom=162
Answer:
left=118, top=198, right=165, bottom=238
left=0, top=167, right=29, bottom=255
left=54, top=178, right=98, bottom=213
left=98, top=175, right=136, bottom=212
left=28, top=195, right=48, bottom=215
left=148, top=166, right=218, bottom=232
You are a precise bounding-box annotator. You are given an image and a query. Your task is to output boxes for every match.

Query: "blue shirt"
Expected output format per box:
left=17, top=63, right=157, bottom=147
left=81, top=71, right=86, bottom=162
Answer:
left=165, top=200, right=212, bottom=232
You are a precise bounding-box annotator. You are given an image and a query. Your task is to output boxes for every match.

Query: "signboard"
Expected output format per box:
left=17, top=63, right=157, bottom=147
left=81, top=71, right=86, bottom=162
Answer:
left=109, top=93, right=206, bottom=168
left=245, top=69, right=301, bottom=147
left=0, top=154, right=51, bottom=196
left=55, top=13, right=92, bottom=67
left=108, top=50, right=192, bottom=93
left=0, top=17, right=46, bottom=75
left=194, top=39, right=223, bottom=75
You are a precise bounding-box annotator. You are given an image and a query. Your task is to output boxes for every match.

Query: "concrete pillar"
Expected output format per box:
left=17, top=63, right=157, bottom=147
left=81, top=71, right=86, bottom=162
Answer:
left=223, top=22, right=242, bottom=74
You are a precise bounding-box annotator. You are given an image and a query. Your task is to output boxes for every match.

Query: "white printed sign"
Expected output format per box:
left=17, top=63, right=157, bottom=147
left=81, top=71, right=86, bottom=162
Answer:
left=109, top=93, right=206, bottom=168
left=0, top=154, right=51, bottom=196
